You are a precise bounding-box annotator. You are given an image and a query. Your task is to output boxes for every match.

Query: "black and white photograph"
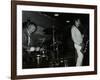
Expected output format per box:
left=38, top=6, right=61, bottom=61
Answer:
left=11, top=1, right=97, bottom=79
left=22, top=11, right=89, bottom=69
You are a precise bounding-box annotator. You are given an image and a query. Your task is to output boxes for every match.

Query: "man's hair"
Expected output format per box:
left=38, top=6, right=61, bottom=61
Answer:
left=74, top=17, right=81, bottom=22
left=23, top=20, right=37, bottom=32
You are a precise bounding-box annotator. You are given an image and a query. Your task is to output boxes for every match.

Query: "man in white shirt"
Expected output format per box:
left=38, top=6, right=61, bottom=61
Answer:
left=71, top=18, right=84, bottom=66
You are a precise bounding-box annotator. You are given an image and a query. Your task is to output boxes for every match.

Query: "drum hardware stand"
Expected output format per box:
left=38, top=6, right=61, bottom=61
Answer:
left=51, top=25, right=60, bottom=67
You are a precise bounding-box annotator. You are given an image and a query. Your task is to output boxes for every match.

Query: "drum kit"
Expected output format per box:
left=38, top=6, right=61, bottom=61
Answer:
left=25, top=25, right=68, bottom=68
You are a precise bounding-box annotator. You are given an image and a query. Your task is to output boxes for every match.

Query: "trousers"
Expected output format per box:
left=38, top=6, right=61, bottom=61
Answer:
left=74, top=43, right=83, bottom=66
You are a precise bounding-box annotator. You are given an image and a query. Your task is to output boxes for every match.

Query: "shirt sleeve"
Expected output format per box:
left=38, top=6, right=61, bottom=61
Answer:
left=22, top=30, right=28, bottom=49
left=71, top=27, right=83, bottom=45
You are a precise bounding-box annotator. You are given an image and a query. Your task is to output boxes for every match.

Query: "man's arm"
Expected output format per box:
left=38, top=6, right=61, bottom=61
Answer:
left=71, top=27, right=83, bottom=46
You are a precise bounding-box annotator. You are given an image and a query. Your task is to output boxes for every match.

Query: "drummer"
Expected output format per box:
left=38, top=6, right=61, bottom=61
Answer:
left=22, top=19, right=46, bottom=52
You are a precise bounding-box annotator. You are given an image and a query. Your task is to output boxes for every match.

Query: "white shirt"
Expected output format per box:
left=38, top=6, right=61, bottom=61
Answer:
left=71, top=25, right=83, bottom=45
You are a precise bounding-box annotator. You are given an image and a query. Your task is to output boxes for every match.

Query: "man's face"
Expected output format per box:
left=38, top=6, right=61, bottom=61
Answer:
left=28, top=24, right=36, bottom=34
left=75, top=19, right=80, bottom=27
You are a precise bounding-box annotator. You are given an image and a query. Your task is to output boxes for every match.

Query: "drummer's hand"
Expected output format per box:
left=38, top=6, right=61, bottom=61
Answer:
left=30, top=47, right=35, bottom=51
left=27, top=47, right=35, bottom=52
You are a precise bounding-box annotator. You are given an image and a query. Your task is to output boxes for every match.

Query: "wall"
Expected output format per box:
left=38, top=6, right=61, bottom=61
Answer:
left=0, top=0, right=100, bottom=80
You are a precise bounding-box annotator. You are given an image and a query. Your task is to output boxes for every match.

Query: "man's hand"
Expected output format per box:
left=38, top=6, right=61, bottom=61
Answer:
left=26, top=47, right=35, bottom=52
